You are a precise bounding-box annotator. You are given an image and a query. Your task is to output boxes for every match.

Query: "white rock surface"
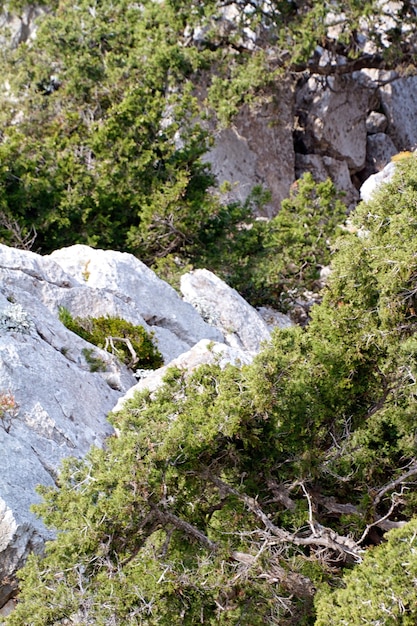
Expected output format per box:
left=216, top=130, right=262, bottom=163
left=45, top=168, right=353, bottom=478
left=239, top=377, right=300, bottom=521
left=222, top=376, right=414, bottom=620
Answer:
left=360, top=159, right=397, bottom=201
left=50, top=245, right=224, bottom=362
left=181, top=269, right=271, bottom=354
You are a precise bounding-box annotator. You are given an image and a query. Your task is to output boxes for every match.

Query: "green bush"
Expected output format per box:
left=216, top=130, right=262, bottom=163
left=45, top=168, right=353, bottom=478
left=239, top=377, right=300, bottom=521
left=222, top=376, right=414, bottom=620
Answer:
left=315, top=518, right=417, bottom=625
left=59, top=307, right=163, bottom=371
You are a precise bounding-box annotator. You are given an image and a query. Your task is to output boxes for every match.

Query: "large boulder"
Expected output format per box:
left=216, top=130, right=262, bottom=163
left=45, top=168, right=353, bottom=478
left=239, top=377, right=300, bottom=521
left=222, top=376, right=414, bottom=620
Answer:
left=296, top=75, right=371, bottom=173
left=204, top=86, right=295, bottom=217
left=49, top=245, right=224, bottom=363
left=379, top=75, right=417, bottom=150
left=180, top=269, right=271, bottom=354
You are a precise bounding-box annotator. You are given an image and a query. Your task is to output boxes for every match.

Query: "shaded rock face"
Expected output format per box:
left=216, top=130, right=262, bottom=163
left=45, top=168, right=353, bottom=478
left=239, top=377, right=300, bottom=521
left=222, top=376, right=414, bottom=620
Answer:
left=0, top=6, right=49, bottom=48
left=205, top=87, right=295, bottom=217
left=2, top=244, right=269, bottom=607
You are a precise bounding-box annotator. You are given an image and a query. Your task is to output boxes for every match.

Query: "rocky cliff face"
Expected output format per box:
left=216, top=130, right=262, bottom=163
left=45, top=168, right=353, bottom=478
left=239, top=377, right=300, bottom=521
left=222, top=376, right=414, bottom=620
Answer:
left=0, top=243, right=289, bottom=608
left=207, top=68, right=417, bottom=214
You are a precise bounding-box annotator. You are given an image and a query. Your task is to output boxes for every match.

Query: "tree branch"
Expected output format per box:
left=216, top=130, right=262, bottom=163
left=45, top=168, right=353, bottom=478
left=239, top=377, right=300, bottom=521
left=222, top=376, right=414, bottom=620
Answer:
left=204, top=473, right=363, bottom=562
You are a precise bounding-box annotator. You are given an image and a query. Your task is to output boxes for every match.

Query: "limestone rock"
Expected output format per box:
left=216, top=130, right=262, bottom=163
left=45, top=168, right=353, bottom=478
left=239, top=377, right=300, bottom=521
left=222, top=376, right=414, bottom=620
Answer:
left=256, top=307, right=294, bottom=332
left=296, top=75, right=370, bottom=172
left=0, top=6, right=48, bottom=48
left=50, top=245, right=224, bottom=362
left=0, top=294, right=133, bottom=605
left=379, top=75, right=417, bottom=149
left=366, top=111, right=388, bottom=134
left=365, top=133, right=398, bottom=176
left=204, top=87, right=295, bottom=217
left=0, top=243, right=228, bottom=606
left=360, top=159, right=396, bottom=202
left=180, top=269, right=271, bottom=354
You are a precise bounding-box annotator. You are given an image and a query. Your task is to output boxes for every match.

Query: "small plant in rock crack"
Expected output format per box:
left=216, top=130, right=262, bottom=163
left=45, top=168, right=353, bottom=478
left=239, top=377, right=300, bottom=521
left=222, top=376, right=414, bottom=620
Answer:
left=0, top=392, right=19, bottom=433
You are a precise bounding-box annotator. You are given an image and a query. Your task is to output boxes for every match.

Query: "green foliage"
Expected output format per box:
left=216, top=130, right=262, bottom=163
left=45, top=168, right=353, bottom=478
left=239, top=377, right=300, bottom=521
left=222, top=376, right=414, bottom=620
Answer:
left=59, top=307, right=163, bottom=371
left=6, top=159, right=417, bottom=624
left=201, top=174, right=346, bottom=310
left=0, top=0, right=414, bottom=272
left=315, top=518, right=417, bottom=625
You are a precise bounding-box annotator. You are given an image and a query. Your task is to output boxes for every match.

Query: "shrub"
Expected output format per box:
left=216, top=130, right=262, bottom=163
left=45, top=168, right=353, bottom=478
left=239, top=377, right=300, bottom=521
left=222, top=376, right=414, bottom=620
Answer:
left=0, top=392, right=19, bottom=433
left=58, top=308, right=163, bottom=371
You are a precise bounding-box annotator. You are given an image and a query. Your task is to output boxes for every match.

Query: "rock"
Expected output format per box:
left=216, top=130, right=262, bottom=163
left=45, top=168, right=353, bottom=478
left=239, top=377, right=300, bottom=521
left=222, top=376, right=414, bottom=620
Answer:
left=256, top=307, right=294, bottom=332
left=50, top=245, right=224, bottom=362
left=0, top=295, right=133, bottom=605
left=0, top=6, right=48, bottom=48
left=180, top=269, right=271, bottom=353
left=366, top=111, right=388, bottom=134
left=360, top=159, right=396, bottom=201
left=365, top=133, right=398, bottom=176
left=113, top=339, right=253, bottom=409
left=379, top=75, right=417, bottom=149
left=295, top=154, right=359, bottom=209
left=296, top=75, right=370, bottom=172
left=204, top=86, right=295, bottom=217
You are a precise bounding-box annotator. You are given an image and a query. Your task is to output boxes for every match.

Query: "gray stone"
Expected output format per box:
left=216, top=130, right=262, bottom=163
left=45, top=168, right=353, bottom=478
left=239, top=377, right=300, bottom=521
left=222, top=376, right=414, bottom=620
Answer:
left=366, top=111, right=388, bottom=134
left=50, top=245, right=224, bottom=362
left=204, top=86, right=295, bottom=218
left=365, top=133, right=398, bottom=176
left=379, top=75, right=417, bottom=150
left=256, top=307, right=294, bottom=332
left=0, top=243, right=231, bottom=606
left=0, top=6, right=49, bottom=48
left=296, top=75, right=370, bottom=172
left=180, top=269, right=271, bottom=354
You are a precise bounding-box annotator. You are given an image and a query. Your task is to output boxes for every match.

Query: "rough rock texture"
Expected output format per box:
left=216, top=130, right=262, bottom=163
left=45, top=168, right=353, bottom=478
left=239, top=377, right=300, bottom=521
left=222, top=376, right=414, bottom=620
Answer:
left=364, top=133, right=398, bottom=177
left=0, top=6, right=48, bottom=48
left=0, top=244, right=251, bottom=607
left=366, top=111, right=388, bottom=135
left=0, top=297, right=133, bottom=605
left=181, top=269, right=271, bottom=354
left=296, top=75, right=371, bottom=172
left=114, top=339, right=253, bottom=410
left=50, top=245, right=224, bottom=363
left=205, top=87, right=295, bottom=217
left=379, top=75, right=417, bottom=149
left=257, top=307, right=294, bottom=332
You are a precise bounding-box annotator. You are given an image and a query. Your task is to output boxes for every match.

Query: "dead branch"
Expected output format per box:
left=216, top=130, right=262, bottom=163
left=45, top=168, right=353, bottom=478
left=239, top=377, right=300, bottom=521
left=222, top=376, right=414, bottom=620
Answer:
left=104, top=336, right=138, bottom=368
left=358, top=487, right=407, bottom=545
left=373, top=462, right=417, bottom=507
left=205, top=473, right=363, bottom=562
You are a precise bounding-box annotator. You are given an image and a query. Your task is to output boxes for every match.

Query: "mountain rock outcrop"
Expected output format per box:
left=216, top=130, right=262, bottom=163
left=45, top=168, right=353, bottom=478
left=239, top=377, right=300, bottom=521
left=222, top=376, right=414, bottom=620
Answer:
left=0, top=243, right=273, bottom=607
